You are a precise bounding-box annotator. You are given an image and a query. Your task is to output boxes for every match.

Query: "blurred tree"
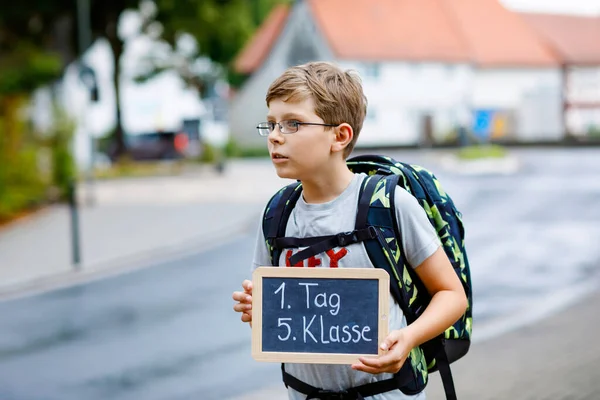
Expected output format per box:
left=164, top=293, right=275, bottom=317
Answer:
left=0, top=2, right=65, bottom=220
left=88, top=0, right=140, bottom=160
left=0, top=0, right=139, bottom=162
left=135, top=0, right=289, bottom=93
left=0, top=0, right=288, bottom=171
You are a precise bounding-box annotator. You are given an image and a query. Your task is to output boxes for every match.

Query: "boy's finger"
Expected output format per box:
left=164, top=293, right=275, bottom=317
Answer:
left=380, top=331, right=401, bottom=351
left=351, top=362, right=384, bottom=375
left=242, top=280, right=253, bottom=293
left=232, top=291, right=250, bottom=302
left=233, top=303, right=252, bottom=313
left=357, top=355, right=387, bottom=369
left=241, top=312, right=252, bottom=323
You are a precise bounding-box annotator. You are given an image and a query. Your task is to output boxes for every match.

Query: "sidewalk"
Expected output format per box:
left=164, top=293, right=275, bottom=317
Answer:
left=0, top=148, right=520, bottom=300
left=236, top=287, right=600, bottom=399
left=0, top=159, right=294, bottom=299
left=426, top=287, right=600, bottom=399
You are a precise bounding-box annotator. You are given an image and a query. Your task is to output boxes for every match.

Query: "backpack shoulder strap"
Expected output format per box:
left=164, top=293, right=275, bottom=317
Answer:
left=262, top=181, right=303, bottom=266
left=356, top=174, right=409, bottom=313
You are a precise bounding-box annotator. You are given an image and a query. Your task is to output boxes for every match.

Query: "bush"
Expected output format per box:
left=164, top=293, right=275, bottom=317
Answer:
left=200, top=142, right=218, bottom=163
left=456, top=144, right=507, bottom=160
left=588, top=125, right=600, bottom=138
left=94, top=159, right=184, bottom=180
left=0, top=98, right=47, bottom=222
left=224, top=137, right=269, bottom=158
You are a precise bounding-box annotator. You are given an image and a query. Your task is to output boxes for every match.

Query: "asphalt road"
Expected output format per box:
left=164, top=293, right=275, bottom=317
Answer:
left=0, top=148, right=599, bottom=400
left=0, top=235, right=280, bottom=400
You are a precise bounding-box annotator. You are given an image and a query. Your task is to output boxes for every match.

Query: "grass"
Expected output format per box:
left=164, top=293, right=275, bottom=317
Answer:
left=456, top=144, right=508, bottom=160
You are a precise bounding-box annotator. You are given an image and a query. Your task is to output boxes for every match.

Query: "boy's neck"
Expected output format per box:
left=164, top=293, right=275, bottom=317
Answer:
left=300, top=163, right=355, bottom=204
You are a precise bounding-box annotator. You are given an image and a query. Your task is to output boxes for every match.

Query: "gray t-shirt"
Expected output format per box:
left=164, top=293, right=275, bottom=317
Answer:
left=252, top=173, right=440, bottom=400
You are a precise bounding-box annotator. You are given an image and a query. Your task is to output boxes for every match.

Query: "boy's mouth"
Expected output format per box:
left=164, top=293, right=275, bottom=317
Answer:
left=271, top=153, right=288, bottom=160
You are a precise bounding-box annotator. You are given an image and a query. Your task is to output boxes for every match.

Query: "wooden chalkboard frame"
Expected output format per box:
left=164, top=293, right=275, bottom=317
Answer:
left=252, top=267, right=390, bottom=364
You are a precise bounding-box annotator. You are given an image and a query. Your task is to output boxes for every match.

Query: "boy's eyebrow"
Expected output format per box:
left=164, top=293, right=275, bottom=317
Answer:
left=266, top=112, right=308, bottom=121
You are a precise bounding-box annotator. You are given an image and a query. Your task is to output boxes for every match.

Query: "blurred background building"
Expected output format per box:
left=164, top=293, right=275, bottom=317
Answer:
left=230, top=0, right=600, bottom=149
left=8, top=0, right=600, bottom=170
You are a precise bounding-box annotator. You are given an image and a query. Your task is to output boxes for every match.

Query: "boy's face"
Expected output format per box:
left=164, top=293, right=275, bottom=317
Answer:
left=266, top=97, right=337, bottom=181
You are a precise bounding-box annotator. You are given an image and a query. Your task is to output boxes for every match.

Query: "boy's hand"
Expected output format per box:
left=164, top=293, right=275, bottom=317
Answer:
left=232, top=280, right=253, bottom=326
left=351, top=329, right=414, bottom=374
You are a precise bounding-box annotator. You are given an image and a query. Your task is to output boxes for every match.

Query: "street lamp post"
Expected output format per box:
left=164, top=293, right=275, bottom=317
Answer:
left=68, top=0, right=94, bottom=270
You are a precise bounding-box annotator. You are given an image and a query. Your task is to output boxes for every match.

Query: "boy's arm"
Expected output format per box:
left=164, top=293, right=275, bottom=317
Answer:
left=353, top=247, right=467, bottom=374
left=353, top=187, right=467, bottom=374
left=397, top=247, right=467, bottom=350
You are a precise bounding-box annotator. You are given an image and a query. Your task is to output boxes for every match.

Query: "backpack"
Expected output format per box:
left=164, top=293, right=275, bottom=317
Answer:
left=262, top=154, right=473, bottom=400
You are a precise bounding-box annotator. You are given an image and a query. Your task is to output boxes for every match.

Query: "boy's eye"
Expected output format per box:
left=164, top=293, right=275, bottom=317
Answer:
left=267, top=121, right=276, bottom=131
left=284, top=120, right=299, bottom=130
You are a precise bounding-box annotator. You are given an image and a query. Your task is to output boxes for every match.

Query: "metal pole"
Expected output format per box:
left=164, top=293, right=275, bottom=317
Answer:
left=68, top=181, right=82, bottom=269
left=68, top=0, right=92, bottom=269
left=77, top=0, right=92, bottom=53
left=77, top=0, right=96, bottom=206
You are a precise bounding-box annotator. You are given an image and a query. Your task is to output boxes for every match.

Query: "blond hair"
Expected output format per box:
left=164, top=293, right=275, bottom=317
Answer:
left=265, top=61, right=367, bottom=157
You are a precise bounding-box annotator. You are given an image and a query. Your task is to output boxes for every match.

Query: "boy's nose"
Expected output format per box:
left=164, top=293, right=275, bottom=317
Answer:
left=268, top=125, right=285, bottom=144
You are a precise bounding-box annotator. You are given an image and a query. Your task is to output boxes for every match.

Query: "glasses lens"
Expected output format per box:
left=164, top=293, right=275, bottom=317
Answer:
left=257, top=123, right=270, bottom=136
left=282, top=120, right=299, bottom=133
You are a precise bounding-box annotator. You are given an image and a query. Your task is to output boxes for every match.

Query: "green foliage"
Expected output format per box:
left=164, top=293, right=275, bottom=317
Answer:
left=224, top=137, right=269, bottom=158
left=199, top=142, right=218, bottom=163
left=47, top=105, right=76, bottom=198
left=588, top=125, right=600, bottom=138
left=0, top=43, right=62, bottom=96
left=154, top=0, right=255, bottom=65
left=456, top=144, right=507, bottom=160
left=140, top=0, right=289, bottom=88
left=0, top=97, right=47, bottom=222
left=0, top=147, right=47, bottom=222
left=223, top=138, right=241, bottom=158
left=94, top=160, right=184, bottom=180
left=238, top=146, right=270, bottom=158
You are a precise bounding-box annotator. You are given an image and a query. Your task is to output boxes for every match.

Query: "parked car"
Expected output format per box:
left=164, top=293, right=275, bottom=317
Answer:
left=106, top=131, right=189, bottom=162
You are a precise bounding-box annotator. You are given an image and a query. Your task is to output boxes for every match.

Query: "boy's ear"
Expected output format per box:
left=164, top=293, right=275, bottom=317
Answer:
left=331, top=123, right=353, bottom=154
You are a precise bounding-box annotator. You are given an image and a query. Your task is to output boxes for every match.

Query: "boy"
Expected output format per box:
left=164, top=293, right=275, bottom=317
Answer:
left=232, top=62, right=467, bottom=399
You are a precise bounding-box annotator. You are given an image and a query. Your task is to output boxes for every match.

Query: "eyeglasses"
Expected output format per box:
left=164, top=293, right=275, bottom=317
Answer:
left=256, top=120, right=338, bottom=136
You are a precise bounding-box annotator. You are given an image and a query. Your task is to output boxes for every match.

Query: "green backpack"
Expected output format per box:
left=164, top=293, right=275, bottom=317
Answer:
left=263, top=154, right=472, bottom=400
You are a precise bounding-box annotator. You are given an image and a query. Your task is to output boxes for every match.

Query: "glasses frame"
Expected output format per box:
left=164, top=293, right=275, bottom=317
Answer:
left=256, top=120, right=338, bottom=136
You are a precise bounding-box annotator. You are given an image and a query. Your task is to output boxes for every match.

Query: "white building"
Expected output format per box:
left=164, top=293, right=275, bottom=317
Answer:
left=229, top=0, right=568, bottom=149
left=522, top=12, right=600, bottom=137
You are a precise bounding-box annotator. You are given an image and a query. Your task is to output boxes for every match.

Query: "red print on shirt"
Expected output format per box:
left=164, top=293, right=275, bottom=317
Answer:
left=285, top=248, right=348, bottom=268
left=326, top=248, right=348, bottom=268
left=285, top=250, right=303, bottom=267
left=308, top=256, right=322, bottom=268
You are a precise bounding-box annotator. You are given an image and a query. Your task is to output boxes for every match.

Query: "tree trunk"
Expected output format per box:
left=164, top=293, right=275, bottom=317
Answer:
left=110, top=38, right=127, bottom=159
left=105, top=12, right=127, bottom=160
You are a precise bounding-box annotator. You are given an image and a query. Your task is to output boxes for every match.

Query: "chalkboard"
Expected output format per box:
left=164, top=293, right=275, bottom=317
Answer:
left=252, top=267, right=390, bottom=364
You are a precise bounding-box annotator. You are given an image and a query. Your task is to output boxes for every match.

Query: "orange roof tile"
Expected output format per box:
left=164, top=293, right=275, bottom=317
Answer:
left=234, top=0, right=564, bottom=74
left=441, top=0, right=559, bottom=67
left=233, top=4, right=290, bottom=74
left=520, top=13, right=600, bottom=65
left=308, top=0, right=470, bottom=62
